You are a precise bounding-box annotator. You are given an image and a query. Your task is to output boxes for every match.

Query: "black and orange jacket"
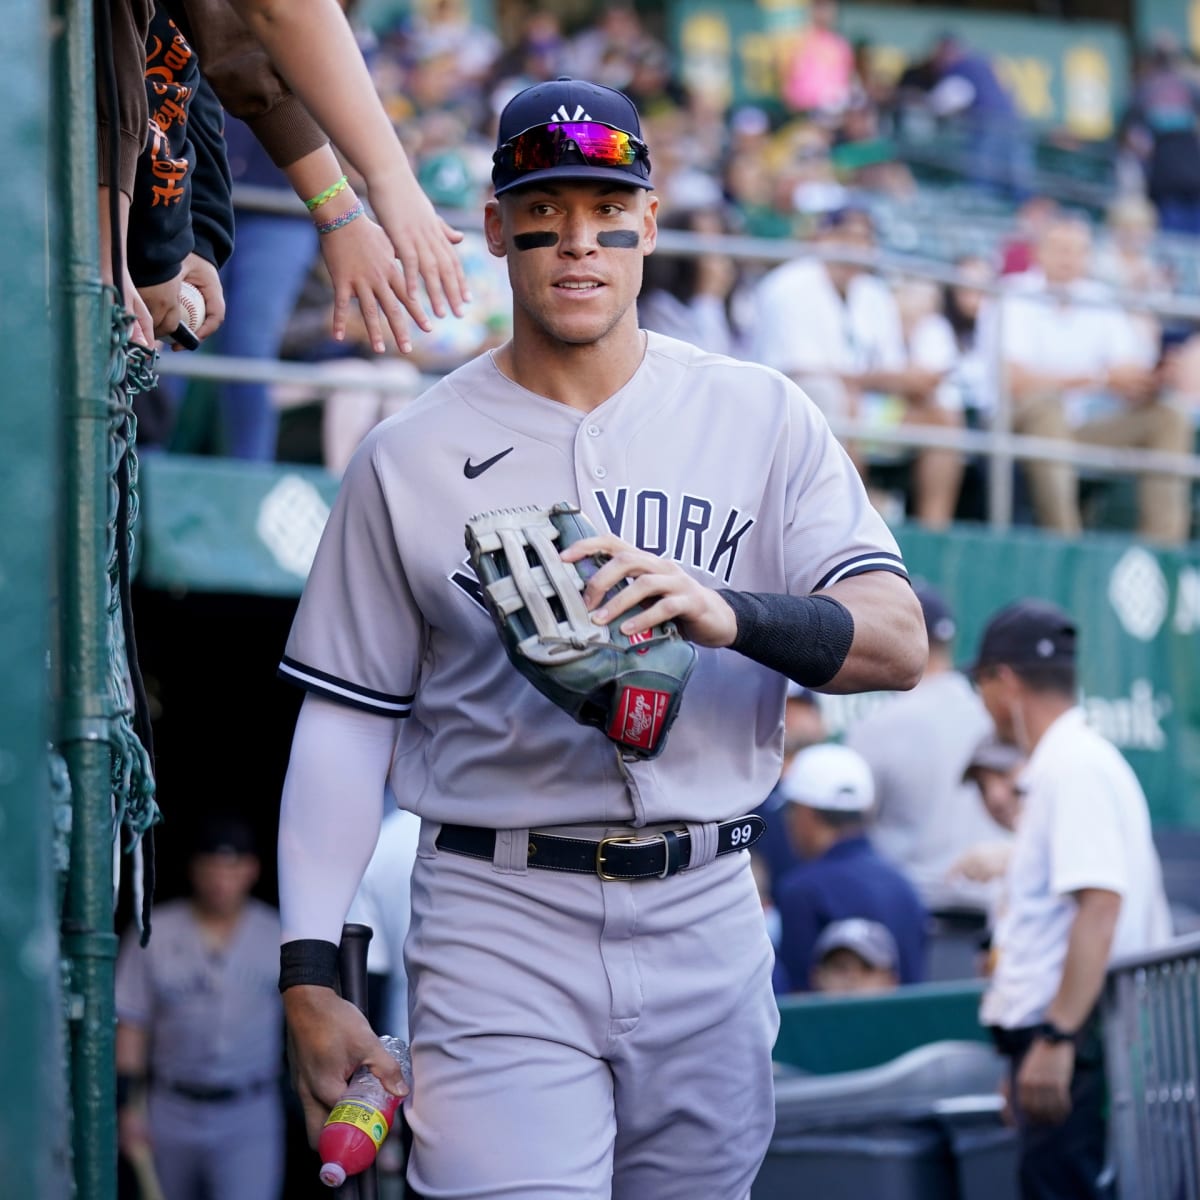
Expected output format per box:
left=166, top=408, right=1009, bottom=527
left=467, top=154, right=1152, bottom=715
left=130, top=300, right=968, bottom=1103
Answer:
left=98, top=0, right=327, bottom=198
left=128, top=10, right=234, bottom=286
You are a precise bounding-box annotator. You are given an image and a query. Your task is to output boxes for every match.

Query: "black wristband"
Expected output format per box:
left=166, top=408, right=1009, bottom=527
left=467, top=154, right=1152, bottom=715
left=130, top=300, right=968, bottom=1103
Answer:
left=278, top=938, right=340, bottom=993
left=1033, top=1020, right=1075, bottom=1045
left=718, top=590, right=855, bottom=688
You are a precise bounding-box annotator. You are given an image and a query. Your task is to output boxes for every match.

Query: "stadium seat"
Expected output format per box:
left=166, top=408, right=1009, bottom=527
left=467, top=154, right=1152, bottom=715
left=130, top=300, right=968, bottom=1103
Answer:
left=755, top=1041, right=1017, bottom=1200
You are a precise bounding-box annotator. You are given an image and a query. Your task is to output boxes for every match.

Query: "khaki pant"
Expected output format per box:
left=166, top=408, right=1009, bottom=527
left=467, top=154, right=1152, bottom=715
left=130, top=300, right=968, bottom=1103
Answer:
left=1013, top=394, right=1194, bottom=544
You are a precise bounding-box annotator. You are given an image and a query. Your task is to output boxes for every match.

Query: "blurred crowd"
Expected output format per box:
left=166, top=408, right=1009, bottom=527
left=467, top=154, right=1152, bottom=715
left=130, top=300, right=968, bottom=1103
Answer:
left=134, top=0, right=1200, bottom=543
left=745, top=582, right=1185, bottom=1006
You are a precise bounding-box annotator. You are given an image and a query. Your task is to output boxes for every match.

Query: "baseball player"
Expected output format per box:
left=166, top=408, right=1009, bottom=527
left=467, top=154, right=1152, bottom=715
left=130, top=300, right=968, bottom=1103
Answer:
left=276, top=77, right=927, bottom=1200
left=115, top=815, right=284, bottom=1200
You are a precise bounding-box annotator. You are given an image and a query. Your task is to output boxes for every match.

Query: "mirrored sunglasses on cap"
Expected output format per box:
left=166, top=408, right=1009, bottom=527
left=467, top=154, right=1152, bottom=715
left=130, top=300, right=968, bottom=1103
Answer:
left=495, top=120, right=649, bottom=172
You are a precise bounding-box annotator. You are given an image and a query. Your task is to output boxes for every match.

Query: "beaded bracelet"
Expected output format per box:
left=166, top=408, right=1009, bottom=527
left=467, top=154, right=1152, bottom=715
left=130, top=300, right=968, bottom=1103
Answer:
left=305, top=174, right=349, bottom=212
left=316, top=199, right=366, bottom=236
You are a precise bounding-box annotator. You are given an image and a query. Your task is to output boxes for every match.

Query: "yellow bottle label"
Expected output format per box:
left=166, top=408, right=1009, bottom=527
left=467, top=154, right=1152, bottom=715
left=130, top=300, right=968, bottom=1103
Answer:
left=325, top=1099, right=389, bottom=1150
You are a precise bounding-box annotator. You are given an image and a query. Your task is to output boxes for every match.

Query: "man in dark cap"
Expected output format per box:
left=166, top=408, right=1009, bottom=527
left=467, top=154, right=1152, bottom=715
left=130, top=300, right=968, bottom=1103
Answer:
left=971, top=599, right=1170, bottom=1200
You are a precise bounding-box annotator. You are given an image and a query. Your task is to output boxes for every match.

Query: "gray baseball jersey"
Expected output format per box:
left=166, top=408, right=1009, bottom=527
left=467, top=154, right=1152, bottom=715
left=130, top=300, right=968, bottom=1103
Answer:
left=280, top=331, right=907, bottom=826
left=115, top=898, right=283, bottom=1088
left=115, top=899, right=285, bottom=1200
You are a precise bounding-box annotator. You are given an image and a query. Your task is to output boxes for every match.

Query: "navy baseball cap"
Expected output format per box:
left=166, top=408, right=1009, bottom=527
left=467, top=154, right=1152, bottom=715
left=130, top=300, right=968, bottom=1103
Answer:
left=492, top=77, right=653, bottom=197
left=969, top=599, right=1077, bottom=676
left=192, top=813, right=257, bottom=858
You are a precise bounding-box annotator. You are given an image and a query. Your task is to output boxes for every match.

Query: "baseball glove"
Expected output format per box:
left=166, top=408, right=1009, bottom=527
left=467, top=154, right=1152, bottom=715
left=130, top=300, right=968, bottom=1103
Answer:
left=465, top=502, right=698, bottom=759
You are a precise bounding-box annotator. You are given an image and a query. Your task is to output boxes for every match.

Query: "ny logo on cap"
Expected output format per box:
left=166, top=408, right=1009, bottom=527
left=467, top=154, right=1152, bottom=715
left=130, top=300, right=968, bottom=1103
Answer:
left=550, top=104, right=592, bottom=121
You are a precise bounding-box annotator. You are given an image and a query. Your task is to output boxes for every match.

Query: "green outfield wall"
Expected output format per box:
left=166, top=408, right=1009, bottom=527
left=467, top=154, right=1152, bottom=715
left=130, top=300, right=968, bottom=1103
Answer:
left=822, top=524, right=1200, bottom=830
left=136, top=455, right=1200, bottom=829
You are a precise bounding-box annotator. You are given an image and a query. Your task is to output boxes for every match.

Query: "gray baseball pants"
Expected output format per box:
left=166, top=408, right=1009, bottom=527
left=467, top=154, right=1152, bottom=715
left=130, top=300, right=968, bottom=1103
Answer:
left=147, top=1088, right=283, bottom=1200
left=404, top=820, right=779, bottom=1199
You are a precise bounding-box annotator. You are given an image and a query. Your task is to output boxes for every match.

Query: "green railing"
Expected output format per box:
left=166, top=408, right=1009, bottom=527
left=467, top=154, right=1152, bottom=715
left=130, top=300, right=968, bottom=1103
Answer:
left=0, top=1, right=65, bottom=1196
left=1102, top=932, right=1200, bottom=1200
left=12, top=0, right=165, bottom=1196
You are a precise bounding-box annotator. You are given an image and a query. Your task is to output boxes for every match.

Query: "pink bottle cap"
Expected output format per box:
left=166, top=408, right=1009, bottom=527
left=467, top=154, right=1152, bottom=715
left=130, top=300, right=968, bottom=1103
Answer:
left=319, top=1162, right=347, bottom=1188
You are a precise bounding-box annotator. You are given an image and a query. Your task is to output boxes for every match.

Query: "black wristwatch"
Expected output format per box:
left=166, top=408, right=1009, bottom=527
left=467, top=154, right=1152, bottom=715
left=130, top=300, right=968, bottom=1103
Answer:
left=1033, top=1020, right=1075, bottom=1045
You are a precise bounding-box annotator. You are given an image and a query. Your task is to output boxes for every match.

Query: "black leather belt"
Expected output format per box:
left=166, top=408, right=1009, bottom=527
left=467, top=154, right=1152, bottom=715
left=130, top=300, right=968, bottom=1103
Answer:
left=162, top=1077, right=277, bottom=1103
left=436, top=815, right=765, bottom=881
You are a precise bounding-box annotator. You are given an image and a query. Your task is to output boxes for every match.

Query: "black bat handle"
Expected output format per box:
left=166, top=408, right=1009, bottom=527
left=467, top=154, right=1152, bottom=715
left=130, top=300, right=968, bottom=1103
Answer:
left=338, top=922, right=373, bottom=1015
left=337, top=922, right=377, bottom=1200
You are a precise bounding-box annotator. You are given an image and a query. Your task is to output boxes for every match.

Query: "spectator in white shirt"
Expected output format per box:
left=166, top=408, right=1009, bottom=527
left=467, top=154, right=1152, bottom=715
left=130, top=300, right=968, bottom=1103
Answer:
left=970, top=599, right=1171, bottom=1200
left=942, top=255, right=998, bottom=424
left=895, top=277, right=968, bottom=521
left=751, top=205, right=963, bottom=526
left=997, top=215, right=1193, bottom=543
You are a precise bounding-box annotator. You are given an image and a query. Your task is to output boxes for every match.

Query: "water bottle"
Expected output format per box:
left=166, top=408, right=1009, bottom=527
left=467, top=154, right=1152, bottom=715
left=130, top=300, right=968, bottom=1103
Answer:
left=317, top=1036, right=412, bottom=1188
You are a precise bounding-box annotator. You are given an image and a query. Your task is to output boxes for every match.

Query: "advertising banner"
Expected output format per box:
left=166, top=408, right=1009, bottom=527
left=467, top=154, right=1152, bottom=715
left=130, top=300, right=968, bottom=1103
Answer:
left=673, top=0, right=1130, bottom=137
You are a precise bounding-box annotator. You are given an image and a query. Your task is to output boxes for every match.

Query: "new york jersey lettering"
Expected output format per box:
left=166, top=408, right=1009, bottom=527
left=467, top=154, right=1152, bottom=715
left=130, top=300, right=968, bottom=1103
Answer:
left=593, top=488, right=754, bottom=583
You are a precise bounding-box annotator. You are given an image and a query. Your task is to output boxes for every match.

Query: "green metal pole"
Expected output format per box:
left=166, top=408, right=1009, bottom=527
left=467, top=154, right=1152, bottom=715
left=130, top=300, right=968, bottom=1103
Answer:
left=0, top=0, right=67, bottom=1196
left=54, top=0, right=119, bottom=1195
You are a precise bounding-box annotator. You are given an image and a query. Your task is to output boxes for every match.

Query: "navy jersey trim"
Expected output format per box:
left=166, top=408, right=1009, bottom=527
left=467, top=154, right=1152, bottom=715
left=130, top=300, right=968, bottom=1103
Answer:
left=815, top=552, right=909, bottom=591
left=278, top=656, right=414, bottom=717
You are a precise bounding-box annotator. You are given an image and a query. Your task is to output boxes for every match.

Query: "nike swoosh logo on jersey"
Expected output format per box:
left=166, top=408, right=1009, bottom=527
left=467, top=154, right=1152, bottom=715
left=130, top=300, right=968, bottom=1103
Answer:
left=463, top=447, right=514, bottom=478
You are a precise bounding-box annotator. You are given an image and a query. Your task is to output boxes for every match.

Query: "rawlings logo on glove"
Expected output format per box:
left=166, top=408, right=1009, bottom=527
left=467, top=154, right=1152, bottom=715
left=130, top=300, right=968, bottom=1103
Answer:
left=465, top=502, right=697, bottom=760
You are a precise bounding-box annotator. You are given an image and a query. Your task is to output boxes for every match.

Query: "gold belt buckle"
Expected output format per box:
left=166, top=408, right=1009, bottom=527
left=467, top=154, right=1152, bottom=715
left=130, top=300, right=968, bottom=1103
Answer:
left=595, top=833, right=666, bottom=881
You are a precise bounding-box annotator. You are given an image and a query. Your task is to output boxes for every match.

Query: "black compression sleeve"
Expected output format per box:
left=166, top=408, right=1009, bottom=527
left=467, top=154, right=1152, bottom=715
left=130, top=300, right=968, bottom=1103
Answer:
left=718, top=590, right=854, bottom=688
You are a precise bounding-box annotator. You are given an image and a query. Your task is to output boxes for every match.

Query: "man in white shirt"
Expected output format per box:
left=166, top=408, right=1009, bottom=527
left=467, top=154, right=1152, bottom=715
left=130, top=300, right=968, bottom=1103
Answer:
left=997, top=215, right=1192, bottom=542
left=752, top=206, right=964, bottom=526
left=970, top=599, right=1172, bottom=1200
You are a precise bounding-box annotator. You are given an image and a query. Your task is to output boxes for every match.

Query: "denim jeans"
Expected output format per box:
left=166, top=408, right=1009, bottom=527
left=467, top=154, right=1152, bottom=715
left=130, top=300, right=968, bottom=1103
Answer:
left=217, top=213, right=318, bottom=460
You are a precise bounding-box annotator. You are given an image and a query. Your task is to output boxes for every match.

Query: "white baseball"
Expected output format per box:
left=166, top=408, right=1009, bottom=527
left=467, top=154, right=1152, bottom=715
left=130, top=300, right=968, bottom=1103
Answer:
left=178, top=281, right=206, bottom=332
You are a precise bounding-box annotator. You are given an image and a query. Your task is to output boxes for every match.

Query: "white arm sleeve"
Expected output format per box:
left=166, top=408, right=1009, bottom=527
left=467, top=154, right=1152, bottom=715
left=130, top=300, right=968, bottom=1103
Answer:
left=278, top=694, right=398, bottom=944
